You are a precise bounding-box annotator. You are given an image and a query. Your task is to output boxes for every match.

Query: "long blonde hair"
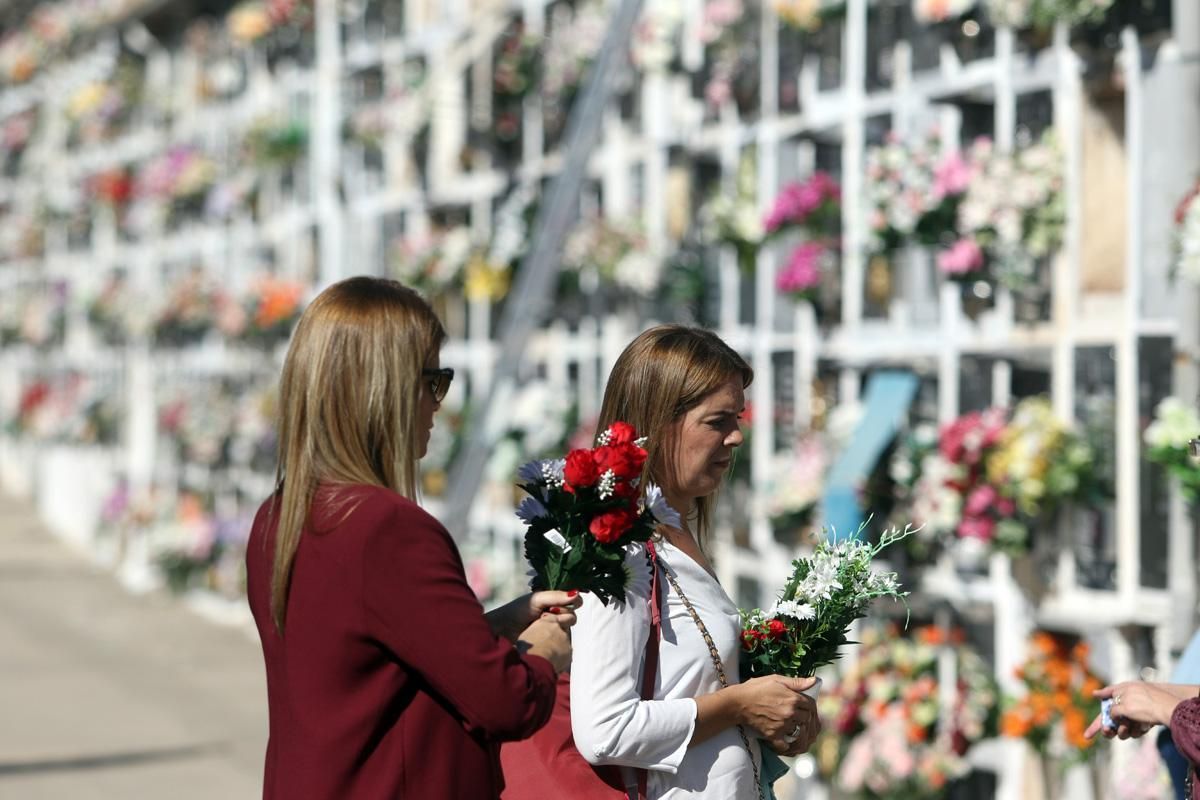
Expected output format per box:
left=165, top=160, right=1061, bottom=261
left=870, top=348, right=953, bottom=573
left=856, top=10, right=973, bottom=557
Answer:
left=596, top=325, right=752, bottom=544
left=269, top=276, right=445, bottom=632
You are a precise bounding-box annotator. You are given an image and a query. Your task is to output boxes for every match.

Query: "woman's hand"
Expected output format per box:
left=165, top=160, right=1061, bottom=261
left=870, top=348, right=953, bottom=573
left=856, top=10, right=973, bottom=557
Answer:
left=486, top=590, right=583, bottom=643
left=516, top=616, right=572, bottom=674
left=528, top=590, right=583, bottom=627
left=1085, top=681, right=1179, bottom=741
left=736, top=675, right=822, bottom=754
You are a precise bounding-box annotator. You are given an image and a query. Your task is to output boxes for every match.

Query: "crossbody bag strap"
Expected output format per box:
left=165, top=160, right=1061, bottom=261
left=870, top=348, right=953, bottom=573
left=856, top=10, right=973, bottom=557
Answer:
left=659, top=560, right=764, bottom=800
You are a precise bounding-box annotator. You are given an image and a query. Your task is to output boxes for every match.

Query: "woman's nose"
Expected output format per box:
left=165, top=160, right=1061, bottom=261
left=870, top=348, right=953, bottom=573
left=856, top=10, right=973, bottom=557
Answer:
left=726, top=426, right=744, bottom=447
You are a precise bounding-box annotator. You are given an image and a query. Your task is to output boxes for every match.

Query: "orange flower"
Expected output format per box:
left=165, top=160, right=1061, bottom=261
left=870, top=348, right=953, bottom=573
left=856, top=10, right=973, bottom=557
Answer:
left=1001, top=709, right=1032, bottom=738
left=1031, top=632, right=1058, bottom=657
left=1045, top=660, right=1072, bottom=691
left=908, top=722, right=928, bottom=743
left=918, top=626, right=947, bottom=645
left=1063, top=708, right=1091, bottom=749
left=255, top=279, right=305, bottom=328
left=1030, top=694, right=1054, bottom=726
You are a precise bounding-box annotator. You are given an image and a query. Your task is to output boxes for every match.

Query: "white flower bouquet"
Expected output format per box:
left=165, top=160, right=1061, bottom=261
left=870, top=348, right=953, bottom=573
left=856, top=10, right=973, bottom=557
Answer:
left=740, top=522, right=917, bottom=678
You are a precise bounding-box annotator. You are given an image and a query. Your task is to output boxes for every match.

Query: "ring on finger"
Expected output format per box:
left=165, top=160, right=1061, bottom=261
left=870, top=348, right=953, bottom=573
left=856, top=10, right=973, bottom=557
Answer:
left=782, top=723, right=803, bottom=744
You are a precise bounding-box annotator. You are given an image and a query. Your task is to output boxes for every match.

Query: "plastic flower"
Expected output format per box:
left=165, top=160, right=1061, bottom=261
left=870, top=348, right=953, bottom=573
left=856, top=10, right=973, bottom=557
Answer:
left=1146, top=397, right=1200, bottom=450
left=776, top=241, right=829, bottom=297
left=774, top=0, right=824, bottom=30
left=769, top=599, right=816, bottom=620
left=936, top=238, right=985, bottom=276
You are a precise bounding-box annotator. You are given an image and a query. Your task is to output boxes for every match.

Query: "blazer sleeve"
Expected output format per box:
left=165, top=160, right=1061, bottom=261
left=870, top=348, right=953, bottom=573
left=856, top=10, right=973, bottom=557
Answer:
left=1171, top=697, right=1200, bottom=767
left=362, top=502, right=557, bottom=741
left=569, top=546, right=696, bottom=773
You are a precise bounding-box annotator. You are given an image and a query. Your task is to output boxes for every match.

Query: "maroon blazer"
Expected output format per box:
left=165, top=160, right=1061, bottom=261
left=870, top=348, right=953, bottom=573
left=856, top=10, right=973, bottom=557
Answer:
left=1172, top=698, right=1200, bottom=799
left=246, top=485, right=558, bottom=799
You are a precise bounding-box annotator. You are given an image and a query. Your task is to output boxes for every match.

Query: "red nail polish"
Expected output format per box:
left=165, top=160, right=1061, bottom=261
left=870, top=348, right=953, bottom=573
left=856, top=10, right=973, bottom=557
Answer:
left=549, top=607, right=563, bottom=614
left=567, top=590, right=579, bottom=597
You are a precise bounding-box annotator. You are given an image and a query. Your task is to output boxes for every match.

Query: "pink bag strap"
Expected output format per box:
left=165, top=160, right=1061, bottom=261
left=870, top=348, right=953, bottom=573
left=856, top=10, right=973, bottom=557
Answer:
left=634, top=541, right=664, bottom=800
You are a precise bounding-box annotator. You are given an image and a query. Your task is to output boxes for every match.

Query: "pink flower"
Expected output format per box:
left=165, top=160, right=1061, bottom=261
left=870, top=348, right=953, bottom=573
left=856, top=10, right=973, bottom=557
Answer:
left=775, top=242, right=826, bottom=295
left=937, top=239, right=985, bottom=276
left=704, top=75, right=731, bottom=107
left=964, top=485, right=997, bottom=517
left=933, top=151, right=973, bottom=199
left=763, top=172, right=841, bottom=233
left=958, top=515, right=996, bottom=541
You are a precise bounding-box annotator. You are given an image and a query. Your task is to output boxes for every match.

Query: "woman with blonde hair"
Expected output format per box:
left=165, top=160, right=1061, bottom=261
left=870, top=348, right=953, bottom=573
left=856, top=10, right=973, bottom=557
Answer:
left=503, top=324, right=820, bottom=799
left=246, top=276, right=576, bottom=799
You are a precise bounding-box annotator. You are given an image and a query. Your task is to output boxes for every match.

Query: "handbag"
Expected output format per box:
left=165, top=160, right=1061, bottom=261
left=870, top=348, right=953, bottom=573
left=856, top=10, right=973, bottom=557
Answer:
left=499, top=542, right=663, bottom=800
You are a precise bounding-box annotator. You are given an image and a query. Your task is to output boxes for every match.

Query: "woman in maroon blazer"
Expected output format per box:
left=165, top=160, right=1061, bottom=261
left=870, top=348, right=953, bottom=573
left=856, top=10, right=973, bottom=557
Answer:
left=1086, top=679, right=1200, bottom=797
left=246, top=276, right=575, bottom=799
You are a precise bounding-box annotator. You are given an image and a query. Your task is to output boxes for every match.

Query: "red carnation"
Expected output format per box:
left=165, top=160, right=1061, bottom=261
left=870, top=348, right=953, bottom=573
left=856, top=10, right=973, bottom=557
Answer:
left=740, top=630, right=761, bottom=651
left=767, top=619, right=787, bottom=639
left=563, top=449, right=600, bottom=492
left=612, top=479, right=639, bottom=500
left=589, top=508, right=637, bottom=544
left=606, top=421, right=637, bottom=445
left=593, top=442, right=647, bottom=481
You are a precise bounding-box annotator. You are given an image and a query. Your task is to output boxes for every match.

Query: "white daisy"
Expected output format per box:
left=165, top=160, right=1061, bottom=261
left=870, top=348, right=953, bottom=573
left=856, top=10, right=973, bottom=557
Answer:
left=643, top=483, right=682, bottom=528
left=769, top=599, right=816, bottom=621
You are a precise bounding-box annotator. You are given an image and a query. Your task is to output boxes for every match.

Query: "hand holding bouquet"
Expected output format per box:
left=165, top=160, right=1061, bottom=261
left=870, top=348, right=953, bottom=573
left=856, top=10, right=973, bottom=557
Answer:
left=741, top=522, right=918, bottom=679
left=515, top=422, right=681, bottom=605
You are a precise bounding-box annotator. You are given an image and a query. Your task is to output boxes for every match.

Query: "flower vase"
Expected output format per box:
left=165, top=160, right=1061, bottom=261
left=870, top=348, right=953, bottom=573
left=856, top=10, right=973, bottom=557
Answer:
left=1038, top=753, right=1065, bottom=800
left=957, top=277, right=996, bottom=321
left=1008, top=549, right=1049, bottom=604
left=864, top=253, right=893, bottom=318
left=1017, top=25, right=1054, bottom=54
left=901, top=245, right=939, bottom=326
left=946, top=13, right=995, bottom=64
left=951, top=537, right=990, bottom=577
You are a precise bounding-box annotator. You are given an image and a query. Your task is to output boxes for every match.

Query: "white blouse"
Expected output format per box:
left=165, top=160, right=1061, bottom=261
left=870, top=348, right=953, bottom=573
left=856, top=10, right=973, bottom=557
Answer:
left=570, top=540, right=763, bottom=799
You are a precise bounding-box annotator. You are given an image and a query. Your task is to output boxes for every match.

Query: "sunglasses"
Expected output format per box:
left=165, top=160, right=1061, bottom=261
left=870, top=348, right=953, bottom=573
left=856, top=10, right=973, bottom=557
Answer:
left=422, top=367, right=454, bottom=403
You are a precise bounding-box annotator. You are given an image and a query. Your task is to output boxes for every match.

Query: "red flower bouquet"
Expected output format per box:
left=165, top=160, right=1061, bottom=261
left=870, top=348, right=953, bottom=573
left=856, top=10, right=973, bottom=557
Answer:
left=515, top=422, right=680, bottom=604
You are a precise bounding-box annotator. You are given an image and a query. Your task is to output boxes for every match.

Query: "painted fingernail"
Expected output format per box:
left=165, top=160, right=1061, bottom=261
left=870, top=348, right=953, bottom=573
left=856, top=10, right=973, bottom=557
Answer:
left=549, top=607, right=563, bottom=614
left=567, top=590, right=579, bottom=597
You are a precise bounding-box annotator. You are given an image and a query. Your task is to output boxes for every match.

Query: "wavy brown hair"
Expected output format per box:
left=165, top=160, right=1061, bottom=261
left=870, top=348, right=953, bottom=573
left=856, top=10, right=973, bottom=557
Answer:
left=596, top=325, right=752, bottom=544
left=269, top=277, right=445, bottom=632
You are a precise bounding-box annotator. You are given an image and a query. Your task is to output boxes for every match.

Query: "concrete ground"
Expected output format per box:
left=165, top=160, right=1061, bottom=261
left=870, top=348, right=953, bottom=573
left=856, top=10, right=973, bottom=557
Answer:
left=0, top=493, right=267, bottom=800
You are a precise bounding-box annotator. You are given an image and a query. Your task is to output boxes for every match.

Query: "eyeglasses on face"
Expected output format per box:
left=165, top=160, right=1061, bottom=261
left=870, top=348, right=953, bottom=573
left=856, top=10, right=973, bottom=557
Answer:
left=422, top=367, right=454, bottom=403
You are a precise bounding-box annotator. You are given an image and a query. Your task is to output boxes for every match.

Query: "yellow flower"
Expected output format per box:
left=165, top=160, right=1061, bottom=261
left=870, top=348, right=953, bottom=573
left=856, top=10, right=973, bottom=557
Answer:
left=175, top=158, right=217, bottom=197
left=228, top=4, right=272, bottom=43
left=464, top=256, right=510, bottom=301
left=68, top=82, right=107, bottom=119
left=775, top=0, right=823, bottom=30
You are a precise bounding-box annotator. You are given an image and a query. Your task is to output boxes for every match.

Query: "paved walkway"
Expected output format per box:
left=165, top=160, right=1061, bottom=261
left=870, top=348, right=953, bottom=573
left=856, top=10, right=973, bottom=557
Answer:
left=0, top=493, right=266, bottom=800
